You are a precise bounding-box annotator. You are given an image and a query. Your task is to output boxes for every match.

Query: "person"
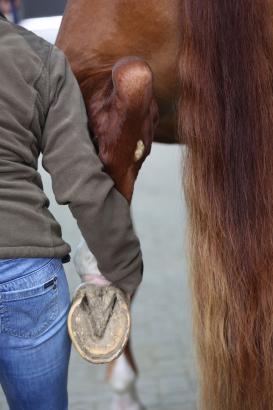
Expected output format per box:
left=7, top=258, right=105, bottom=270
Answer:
left=0, top=12, right=143, bottom=410
left=0, top=0, right=21, bottom=23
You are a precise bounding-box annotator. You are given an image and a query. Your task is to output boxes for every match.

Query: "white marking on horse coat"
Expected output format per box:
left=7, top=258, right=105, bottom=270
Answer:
left=73, top=237, right=110, bottom=285
left=134, top=140, right=145, bottom=162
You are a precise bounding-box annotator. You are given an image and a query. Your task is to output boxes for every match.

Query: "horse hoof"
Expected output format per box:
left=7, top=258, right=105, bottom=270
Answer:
left=68, top=283, right=130, bottom=364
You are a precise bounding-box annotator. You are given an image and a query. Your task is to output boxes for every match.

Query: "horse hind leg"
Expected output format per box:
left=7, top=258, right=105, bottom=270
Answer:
left=78, top=57, right=157, bottom=410
left=105, top=57, right=154, bottom=410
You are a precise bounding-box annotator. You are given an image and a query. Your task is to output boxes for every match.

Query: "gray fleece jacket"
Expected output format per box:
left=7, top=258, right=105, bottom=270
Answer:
left=0, top=14, right=142, bottom=294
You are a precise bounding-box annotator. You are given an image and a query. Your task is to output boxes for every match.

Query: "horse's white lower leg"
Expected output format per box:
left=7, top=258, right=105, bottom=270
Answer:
left=73, top=237, right=110, bottom=285
left=110, top=353, right=144, bottom=410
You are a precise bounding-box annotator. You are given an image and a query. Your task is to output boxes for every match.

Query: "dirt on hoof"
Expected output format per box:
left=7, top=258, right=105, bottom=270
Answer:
left=68, top=283, right=131, bottom=364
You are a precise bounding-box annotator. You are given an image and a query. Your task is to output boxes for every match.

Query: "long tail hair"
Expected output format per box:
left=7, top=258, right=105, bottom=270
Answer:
left=180, top=1, right=273, bottom=409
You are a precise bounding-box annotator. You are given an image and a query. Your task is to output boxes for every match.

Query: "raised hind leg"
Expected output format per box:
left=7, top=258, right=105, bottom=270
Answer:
left=74, top=57, right=158, bottom=410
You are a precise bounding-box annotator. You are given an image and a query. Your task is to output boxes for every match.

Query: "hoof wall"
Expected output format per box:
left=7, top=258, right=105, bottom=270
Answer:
left=68, top=283, right=130, bottom=364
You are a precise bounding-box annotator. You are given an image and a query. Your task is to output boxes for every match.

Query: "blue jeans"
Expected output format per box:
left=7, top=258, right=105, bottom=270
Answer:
left=0, top=258, right=71, bottom=410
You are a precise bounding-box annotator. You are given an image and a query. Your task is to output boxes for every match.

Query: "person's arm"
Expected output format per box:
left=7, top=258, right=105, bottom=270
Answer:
left=41, top=45, right=143, bottom=294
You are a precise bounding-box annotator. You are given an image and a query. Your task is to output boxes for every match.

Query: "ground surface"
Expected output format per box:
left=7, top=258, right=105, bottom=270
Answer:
left=0, top=144, right=197, bottom=409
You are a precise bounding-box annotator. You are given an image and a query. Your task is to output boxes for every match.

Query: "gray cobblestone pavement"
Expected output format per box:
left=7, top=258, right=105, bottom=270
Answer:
left=0, top=144, right=197, bottom=409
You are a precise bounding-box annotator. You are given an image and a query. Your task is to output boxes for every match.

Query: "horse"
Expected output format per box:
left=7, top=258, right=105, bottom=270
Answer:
left=57, top=1, right=273, bottom=410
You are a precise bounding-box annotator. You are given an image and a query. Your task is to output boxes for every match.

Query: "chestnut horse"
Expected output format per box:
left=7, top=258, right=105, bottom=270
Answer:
left=57, top=1, right=273, bottom=410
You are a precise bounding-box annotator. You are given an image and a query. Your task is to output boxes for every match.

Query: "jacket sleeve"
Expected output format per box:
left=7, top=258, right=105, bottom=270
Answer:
left=41, top=45, right=143, bottom=294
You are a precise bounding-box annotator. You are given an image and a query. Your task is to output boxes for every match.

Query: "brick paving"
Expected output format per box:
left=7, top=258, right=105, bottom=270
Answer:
left=0, top=144, right=197, bottom=409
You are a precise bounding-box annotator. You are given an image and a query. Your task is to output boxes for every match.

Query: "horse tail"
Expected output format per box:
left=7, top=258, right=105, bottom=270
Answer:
left=180, top=1, right=273, bottom=409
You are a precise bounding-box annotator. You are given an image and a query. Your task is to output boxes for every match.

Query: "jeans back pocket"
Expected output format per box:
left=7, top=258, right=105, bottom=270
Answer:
left=0, top=275, right=59, bottom=339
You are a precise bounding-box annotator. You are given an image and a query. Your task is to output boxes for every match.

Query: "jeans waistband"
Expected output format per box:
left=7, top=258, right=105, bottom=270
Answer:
left=0, top=258, right=62, bottom=284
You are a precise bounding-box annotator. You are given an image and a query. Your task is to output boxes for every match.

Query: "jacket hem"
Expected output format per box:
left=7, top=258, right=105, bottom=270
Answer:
left=0, top=244, right=71, bottom=259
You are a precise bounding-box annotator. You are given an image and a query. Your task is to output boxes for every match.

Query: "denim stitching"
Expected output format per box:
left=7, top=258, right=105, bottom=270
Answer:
left=0, top=276, right=57, bottom=302
left=0, top=259, right=61, bottom=291
left=1, top=287, right=59, bottom=339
